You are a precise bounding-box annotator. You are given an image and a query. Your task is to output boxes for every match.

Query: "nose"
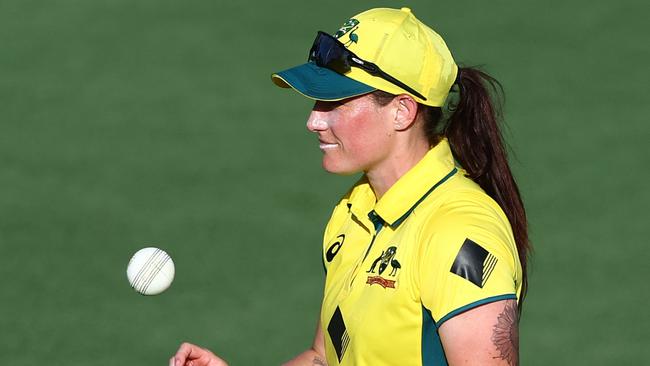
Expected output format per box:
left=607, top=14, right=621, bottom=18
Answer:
left=306, top=111, right=330, bottom=132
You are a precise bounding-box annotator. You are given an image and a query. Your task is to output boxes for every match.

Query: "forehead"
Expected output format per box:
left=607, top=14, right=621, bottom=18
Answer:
left=313, top=93, right=379, bottom=112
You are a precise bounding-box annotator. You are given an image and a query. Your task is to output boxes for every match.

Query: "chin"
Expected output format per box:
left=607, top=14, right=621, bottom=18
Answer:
left=322, top=159, right=360, bottom=176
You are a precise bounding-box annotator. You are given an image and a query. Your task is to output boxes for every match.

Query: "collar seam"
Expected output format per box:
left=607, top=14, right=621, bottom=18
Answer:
left=387, top=167, right=458, bottom=228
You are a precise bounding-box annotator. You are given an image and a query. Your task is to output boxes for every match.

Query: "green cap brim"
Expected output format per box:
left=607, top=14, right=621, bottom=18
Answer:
left=271, top=62, right=375, bottom=101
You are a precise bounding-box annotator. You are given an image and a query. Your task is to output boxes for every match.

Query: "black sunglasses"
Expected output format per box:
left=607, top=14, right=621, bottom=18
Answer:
left=308, top=31, right=426, bottom=101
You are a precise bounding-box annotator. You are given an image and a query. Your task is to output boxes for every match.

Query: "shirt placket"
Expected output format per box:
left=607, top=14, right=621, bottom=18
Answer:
left=346, top=210, right=385, bottom=291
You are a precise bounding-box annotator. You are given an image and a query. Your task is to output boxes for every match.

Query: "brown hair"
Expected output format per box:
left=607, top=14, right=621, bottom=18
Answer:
left=372, top=66, right=530, bottom=311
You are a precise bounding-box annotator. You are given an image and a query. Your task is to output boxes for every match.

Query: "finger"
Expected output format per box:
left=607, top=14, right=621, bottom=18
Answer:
left=172, top=342, right=227, bottom=366
left=188, top=354, right=212, bottom=366
left=195, top=349, right=226, bottom=366
left=173, top=342, right=203, bottom=366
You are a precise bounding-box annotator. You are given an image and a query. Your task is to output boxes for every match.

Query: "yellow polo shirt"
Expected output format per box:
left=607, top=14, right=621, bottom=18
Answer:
left=320, top=139, right=522, bottom=366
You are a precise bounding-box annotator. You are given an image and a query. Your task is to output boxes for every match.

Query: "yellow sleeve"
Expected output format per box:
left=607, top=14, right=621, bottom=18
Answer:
left=321, top=195, right=351, bottom=274
left=418, top=190, right=522, bottom=324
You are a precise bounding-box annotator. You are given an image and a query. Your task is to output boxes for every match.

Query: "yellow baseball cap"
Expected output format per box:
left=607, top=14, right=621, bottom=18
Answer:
left=272, top=7, right=458, bottom=107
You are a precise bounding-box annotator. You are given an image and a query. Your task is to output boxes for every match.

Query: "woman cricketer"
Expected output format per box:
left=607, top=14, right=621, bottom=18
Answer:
left=171, top=7, right=530, bottom=366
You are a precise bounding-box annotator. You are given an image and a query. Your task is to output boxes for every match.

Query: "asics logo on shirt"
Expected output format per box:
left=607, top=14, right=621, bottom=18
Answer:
left=326, top=234, right=345, bottom=262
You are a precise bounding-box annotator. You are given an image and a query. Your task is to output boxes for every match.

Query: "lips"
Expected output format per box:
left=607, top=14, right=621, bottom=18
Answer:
left=318, top=139, right=338, bottom=150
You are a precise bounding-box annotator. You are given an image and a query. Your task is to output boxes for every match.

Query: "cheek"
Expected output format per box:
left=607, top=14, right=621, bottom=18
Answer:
left=333, top=114, right=389, bottom=162
left=338, top=107, right=379, bottom=139
left=348, top=113, right=391, bottom=149
left=344, top=124, right=378, bottom=153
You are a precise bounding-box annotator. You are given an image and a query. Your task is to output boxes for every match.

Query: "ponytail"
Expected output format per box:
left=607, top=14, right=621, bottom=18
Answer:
left=370, top=69, right=530, bottom=310
left=447, top=66, right=530, bottom=310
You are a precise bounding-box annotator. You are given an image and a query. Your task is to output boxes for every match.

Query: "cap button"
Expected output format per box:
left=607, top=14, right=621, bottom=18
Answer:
left=401, top=7, right=412, bottom=13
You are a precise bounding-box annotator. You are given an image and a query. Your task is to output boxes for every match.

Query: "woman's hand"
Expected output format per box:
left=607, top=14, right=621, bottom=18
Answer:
left=170, top=342, right=228, bottom=366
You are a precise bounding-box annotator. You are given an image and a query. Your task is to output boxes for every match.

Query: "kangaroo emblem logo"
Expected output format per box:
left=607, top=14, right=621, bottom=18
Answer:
left=334, top=18, right=360, bottom=48
left=366, top=246, right=401, bottom=289
left=334, top=18, right=359, bottom=39
left=367, top=246, right=401, bottom=276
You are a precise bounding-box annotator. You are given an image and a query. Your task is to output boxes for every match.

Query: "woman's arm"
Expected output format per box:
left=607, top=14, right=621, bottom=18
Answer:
left=282, top=320, right=327, bottom=366
left=438, top=299, right=518, bottom=366
left=170, top=319, right=327, bottom=366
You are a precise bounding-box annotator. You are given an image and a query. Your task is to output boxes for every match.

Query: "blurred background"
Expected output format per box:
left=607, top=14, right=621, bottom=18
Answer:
left=0, top=0, right=647, bottom=364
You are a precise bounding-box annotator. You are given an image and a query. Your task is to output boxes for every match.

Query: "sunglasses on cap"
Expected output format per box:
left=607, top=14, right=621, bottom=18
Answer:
left=308, top=31, right=427, bottom=101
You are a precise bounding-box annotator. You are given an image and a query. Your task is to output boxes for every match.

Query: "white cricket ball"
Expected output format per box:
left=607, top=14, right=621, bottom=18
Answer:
left=126, top=247, right=175, bottom=295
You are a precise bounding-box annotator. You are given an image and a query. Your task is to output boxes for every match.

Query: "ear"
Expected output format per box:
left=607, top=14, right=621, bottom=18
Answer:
left=392, top=94, right=418, bottom=131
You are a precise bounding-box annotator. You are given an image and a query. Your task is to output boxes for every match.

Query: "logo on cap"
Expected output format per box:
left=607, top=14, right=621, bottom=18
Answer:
left=334, top=18, right=360, bottom=46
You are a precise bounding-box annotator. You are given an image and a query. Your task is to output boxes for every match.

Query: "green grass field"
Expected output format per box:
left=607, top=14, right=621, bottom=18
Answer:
left=1, top=0, right=647, bottom=364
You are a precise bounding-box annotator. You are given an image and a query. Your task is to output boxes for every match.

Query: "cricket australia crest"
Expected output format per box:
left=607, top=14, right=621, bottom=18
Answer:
left=366, top=246, right=401, bottom=289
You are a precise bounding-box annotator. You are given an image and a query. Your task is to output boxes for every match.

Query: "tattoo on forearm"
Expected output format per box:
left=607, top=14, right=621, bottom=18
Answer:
left=312, top=355, right=327, bottom=366
left=491, top=301, right=519, bottom=366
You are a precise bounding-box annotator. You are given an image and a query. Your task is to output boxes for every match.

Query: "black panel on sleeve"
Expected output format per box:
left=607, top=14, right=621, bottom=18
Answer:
left=450, top=238, right=497, bottom=288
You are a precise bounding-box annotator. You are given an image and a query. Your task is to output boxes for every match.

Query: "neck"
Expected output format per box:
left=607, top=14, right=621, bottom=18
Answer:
left=366, top=135, right=430, bottom=200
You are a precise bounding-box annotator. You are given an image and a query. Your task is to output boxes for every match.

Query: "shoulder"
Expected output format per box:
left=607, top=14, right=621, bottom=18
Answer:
left=422, top=171, right=513, bottom=240
left=416, top=174, right=523, bottom=320
left=417, top=173, right=519, bottom=273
